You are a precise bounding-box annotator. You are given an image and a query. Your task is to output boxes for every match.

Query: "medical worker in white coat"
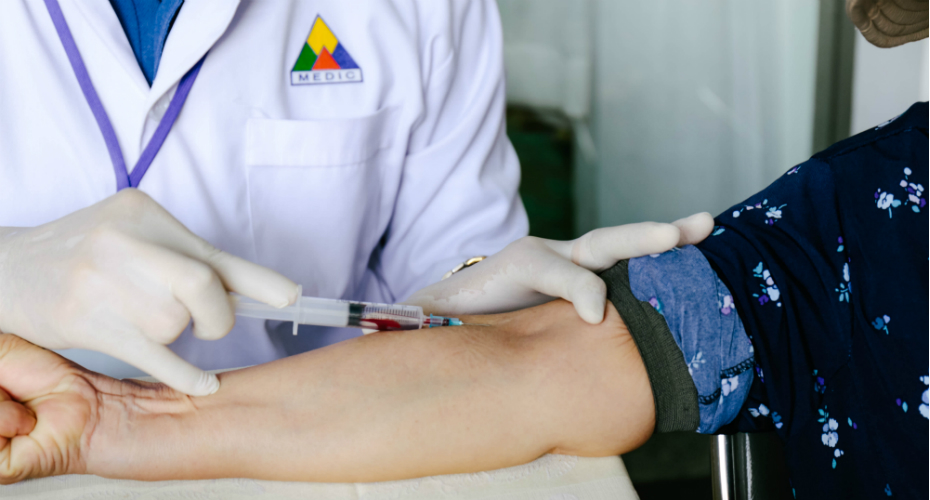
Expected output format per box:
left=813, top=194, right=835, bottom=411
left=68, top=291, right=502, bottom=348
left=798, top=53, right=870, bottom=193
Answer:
left=0, top=0, right=712, bottom=396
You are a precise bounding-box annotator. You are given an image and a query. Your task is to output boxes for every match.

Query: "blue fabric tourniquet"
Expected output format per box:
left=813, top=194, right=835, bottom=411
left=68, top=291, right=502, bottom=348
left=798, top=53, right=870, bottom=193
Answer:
left=629, top=246, right=754, bottom=434
left=109, top=0, right=184, bottom=85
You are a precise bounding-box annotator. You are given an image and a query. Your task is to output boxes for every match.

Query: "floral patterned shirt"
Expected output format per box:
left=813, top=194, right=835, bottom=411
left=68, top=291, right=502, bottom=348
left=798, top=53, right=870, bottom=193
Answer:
left=696, top=102, right=928, bottom=498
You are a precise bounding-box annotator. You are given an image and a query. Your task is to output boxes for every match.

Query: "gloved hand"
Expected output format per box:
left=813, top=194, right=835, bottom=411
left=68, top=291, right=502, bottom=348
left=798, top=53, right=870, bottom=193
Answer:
left=405, top=213, right=714, bottom=324
left=0, top=189, right=298, bottom=396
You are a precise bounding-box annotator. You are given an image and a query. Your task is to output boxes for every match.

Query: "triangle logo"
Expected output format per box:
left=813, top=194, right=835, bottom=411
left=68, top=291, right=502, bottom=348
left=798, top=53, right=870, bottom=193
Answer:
left=291, top=16, right=363, bottom=85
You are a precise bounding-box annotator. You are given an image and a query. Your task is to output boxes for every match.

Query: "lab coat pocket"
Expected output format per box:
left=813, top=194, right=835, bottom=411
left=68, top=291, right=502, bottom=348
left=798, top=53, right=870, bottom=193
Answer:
left=246, top=107, right=397, bottom=167
left=245, top=107, right=398, bottom=297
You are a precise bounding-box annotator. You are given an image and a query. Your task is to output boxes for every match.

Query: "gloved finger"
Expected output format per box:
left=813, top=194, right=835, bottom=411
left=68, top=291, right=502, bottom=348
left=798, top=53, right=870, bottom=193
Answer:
left=111, top=340, right=219, bottom=396
left=672, top=212, right=715, bottom=246
left=131, top=240, right=234, bottom=342
left=128, top=292, right=191, bottom=346
left=0, top=389, right=35, bottom=438
left=517, top=251, right=608, bottom=324
left=553, top=222, right=681, bottom=272
left=169, top=260, right=234, bottom=341
left=206, top=251, right=299, bottom=309
left=135, top=196, right=299, bottom=309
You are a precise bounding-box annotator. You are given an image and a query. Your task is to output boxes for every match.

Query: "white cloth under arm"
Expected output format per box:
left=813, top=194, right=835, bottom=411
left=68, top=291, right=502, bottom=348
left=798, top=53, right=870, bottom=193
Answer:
left=3, top=455, right=636, bottom=500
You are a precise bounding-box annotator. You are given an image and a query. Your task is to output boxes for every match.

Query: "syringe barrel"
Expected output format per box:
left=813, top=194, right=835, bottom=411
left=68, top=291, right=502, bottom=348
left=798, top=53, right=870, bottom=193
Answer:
left=233, top=295, right=300, bottom=322
left=233, top=294, right=425, bottom=331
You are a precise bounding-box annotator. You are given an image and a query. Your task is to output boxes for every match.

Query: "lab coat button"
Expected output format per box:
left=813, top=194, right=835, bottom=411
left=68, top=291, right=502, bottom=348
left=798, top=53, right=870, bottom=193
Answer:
left=151, top=98, right=170, bottom=119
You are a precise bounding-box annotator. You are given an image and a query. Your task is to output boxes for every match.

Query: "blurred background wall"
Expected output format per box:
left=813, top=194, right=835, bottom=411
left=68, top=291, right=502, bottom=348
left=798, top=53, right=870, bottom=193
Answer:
left=581, top=0, right=819, bottom=231
left=500, top=0, right=928, bottom=238
left=851, top=31, right=929, bottom=134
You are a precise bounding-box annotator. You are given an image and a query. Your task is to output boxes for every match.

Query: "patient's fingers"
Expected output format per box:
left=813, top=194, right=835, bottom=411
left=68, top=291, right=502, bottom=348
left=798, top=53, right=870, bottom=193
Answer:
left=558, top=222, right=681, bottom=272
left=0, top=389, right=36, bottom=438
left=672, top=212, right=714, bottom=246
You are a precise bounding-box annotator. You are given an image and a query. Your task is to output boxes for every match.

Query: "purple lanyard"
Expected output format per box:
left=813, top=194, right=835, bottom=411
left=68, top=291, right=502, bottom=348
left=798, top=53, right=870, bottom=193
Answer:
left=44, top=0, right=205, bottom=191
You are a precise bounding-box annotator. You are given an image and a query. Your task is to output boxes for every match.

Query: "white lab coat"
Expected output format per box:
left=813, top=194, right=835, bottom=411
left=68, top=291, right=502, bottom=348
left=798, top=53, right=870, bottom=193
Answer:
left=0, top=0, right=527, bottom=371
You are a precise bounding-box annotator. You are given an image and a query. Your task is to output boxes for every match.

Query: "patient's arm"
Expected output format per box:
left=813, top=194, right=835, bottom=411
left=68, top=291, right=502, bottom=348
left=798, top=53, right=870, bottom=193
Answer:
left=0, top=299, right=653, bottom=484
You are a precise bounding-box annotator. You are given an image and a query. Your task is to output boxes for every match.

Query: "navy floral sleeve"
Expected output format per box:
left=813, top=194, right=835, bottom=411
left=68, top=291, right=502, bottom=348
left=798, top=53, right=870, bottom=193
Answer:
left=697, top=102, right=928, bottom=499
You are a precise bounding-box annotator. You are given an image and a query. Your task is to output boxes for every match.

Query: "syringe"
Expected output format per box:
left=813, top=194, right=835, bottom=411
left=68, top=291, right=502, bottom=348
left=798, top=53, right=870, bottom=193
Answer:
left=231, top=287, right=464, bottom=334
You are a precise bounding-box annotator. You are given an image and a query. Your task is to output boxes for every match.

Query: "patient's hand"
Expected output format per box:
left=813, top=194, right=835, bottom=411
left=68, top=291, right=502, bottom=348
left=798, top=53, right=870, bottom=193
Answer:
left=0, top=334, right=193, bottom=484
left=0, top=334, right=100, bottom=483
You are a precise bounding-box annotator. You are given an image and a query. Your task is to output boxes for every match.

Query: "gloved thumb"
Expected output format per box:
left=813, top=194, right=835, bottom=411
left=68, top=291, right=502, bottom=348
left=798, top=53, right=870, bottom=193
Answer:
left=559, top=222, right=681, bottom=272
left=112, top=341, right=219, bottom=396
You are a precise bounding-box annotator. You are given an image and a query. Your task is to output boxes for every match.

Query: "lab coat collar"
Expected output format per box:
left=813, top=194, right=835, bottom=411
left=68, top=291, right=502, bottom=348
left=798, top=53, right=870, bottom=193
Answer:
left=149, top=0, right=241, bottom=108
left=70, top=0, right=150, bottom=96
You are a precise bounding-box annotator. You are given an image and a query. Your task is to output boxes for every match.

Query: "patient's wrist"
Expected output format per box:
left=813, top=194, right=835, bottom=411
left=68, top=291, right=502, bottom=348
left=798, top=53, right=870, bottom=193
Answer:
left=85, top=379, right=199, bottom=480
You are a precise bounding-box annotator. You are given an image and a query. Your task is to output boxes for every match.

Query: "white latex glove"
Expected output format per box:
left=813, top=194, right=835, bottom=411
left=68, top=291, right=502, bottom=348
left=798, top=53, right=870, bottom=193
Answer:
left=405, top=213, right=714, bottom=324
left=0, top=189, right=298, bottom=395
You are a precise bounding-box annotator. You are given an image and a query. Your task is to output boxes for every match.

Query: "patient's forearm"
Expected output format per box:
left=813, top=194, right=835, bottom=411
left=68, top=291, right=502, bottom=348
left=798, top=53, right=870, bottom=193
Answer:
left=85, top=301, right=654, bottom=482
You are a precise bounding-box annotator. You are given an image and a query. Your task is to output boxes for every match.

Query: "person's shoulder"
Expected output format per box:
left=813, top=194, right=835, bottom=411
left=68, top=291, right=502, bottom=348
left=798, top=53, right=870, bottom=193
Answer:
left=813, top=102, right=928, bottom=162
left=388, top=0, right=501, bottom=61
left=393, top=0, right=479, bottom=29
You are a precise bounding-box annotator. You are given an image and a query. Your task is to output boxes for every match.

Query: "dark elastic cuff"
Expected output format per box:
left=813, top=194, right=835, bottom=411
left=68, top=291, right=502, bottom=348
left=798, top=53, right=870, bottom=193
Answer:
left=600, top=260, right=699, bottom=433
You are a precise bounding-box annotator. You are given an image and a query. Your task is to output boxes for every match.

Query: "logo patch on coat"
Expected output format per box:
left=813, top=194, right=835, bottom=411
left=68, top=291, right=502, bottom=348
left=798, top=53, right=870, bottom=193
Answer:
left=291, top=16, right=362, bottom=85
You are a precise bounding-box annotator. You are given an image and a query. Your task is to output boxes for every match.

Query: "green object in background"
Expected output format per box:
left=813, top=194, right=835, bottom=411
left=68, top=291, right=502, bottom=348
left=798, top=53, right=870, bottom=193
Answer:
left=506, top=106, right=575, bottom=240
